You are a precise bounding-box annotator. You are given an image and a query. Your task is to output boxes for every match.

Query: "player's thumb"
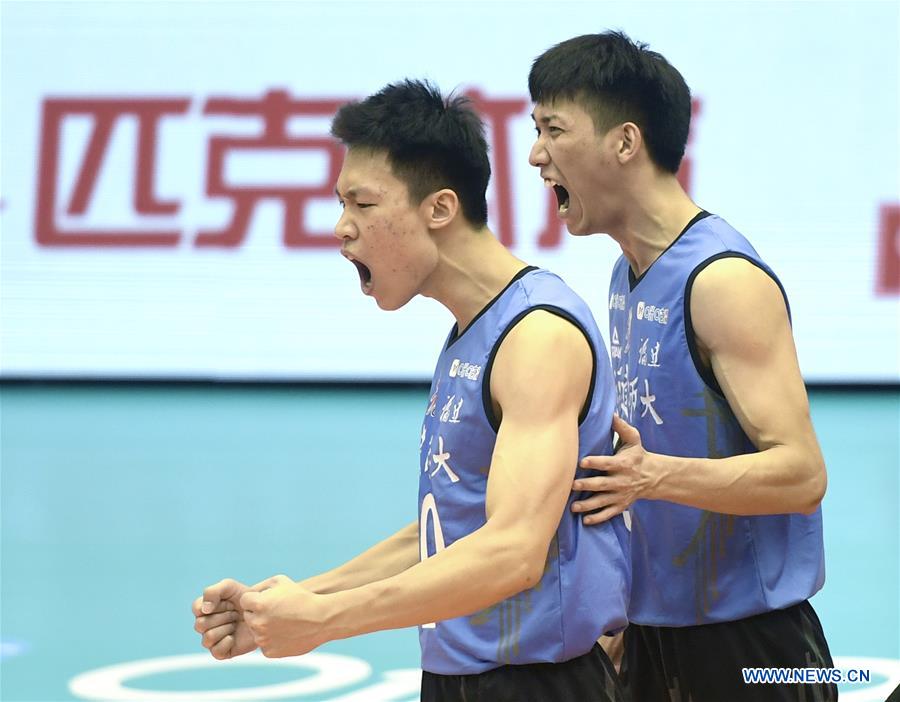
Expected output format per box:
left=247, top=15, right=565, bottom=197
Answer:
left=612, top=414, right=641, bottom=449
left=251, top=574, right=292, bottom=592
left=201, top=578, right=238, bottom=614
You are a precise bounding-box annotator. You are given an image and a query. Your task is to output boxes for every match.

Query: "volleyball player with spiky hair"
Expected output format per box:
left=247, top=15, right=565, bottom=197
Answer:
left=528, top=31, right=835, bottom=702
left=193, top=79, right=630, bottom=701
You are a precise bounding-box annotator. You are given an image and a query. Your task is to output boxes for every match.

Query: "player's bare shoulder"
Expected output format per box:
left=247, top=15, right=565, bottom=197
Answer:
left=491, top=310, right=593, bottom=416
left=690, top=256, right=790, bottom=359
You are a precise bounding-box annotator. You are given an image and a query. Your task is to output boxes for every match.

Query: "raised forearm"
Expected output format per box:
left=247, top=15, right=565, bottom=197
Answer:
left=323, top=522, right=546, bottom=640
left=299, top=520, right=419, bottom=594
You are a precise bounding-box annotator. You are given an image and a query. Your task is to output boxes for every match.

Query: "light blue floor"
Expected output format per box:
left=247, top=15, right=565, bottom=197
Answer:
left=1, top=385, right=898, bottom=701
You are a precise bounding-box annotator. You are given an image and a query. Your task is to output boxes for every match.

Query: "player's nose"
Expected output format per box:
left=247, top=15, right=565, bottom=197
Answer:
left=529, top=137, right=549, bottom=168
left=333, top=210, right=356, bottom=241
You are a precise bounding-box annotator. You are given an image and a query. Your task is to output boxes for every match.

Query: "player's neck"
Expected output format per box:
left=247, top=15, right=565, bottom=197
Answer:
left=423, top=226, right=529, bottom=332
left=609, top=174, right=701, bottom=278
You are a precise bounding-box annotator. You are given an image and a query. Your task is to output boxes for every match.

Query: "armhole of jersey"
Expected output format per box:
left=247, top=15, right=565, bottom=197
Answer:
left=481, top=305, right=598, bottom=433
left=684, top=252, right=792, bottom=397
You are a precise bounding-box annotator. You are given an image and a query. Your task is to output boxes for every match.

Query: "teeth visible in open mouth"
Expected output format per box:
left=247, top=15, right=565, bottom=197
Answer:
left=552, top=184, right=570, bottom=214
left=344, top=254, right=373, bottom=291
left=353, top=260, right=372, bottom=288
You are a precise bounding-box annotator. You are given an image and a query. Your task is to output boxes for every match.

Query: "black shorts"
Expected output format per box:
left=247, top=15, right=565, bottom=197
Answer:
left=421, top=643, right=625, bottom=702
left=620, top=600, right=837, bottom=702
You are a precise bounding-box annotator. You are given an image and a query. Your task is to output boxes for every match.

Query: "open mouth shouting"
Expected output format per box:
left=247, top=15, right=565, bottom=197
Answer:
left=342, top=252, right=373, bottom=294
left=544, top=177, right=571, bottom=217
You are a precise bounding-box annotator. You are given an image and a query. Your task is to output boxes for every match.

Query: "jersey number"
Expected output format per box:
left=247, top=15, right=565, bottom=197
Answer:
left=419, top=492, right=445, bottom=629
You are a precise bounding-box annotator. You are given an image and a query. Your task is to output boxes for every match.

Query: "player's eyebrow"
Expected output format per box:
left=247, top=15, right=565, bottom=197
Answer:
left=530, top=112, right=560, bottom=124
left=335, top=186, right=378, bottom=199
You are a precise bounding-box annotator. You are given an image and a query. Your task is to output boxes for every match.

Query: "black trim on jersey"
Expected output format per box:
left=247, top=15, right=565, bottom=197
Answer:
left=481, top=305, right=599, bottom=433
left=684, top=252, right=792, bottom=397
left=628, top=210, right=712, bottom=291
left=445, top=266, right=538, bottom=349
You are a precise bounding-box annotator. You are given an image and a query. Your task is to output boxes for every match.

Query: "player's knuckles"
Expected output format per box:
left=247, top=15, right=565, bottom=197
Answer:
left=210, top=612, right=238, bottom=629
left=207, top=578, right=237, bottom=599
left=245, top=617, right=263, bottom=636
left=195, top=614, right=223, bottom=634
left=253, top=574, right=288, bottom=591
left=609, top=476, right=632, bottom=490
left=240, top=592, right=258, bottom=609
left=585, top=490, right=614, bottom=505
left=611, top=457, right=634, bottom=475
left=210, top=635, right=233, bottom=659
left=577, top=477, right=606, bottom=491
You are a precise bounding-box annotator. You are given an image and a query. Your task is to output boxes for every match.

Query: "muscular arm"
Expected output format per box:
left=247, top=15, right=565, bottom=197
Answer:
left=298, top=520, right=419, bottom=594
left=328, top=312, right=590, bottom=632
left=576, top=257, right=826, bottom=521
left=652, top=257, right=826, bottom=513
left=241, top=312, right=594, bottom=655
left=193, top=520, right=419, bottom=659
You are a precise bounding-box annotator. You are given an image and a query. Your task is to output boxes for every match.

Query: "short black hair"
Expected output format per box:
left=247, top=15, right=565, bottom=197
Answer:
left=529, top=31, right=691, bottom=173
left=331, top=79, right=490, bottom=226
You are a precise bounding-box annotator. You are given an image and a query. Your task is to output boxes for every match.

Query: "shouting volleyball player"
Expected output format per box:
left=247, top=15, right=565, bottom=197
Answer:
left=193, top=79, right=630, bottom=702
left=528, top=31, right=835, bottom=702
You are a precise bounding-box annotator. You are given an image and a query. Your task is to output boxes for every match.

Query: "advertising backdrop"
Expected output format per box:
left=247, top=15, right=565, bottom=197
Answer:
left=2, top=1, right=898, bottom=382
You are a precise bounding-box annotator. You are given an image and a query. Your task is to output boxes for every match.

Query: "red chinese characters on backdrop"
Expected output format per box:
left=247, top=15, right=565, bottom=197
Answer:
left=33, top=90, right=703, bottom=251
left=876, top=204, right=900, bottom=295
left=465, top=90, right=529, bottom=248
left=36, top=98, right=190, bottom=246
left=30, top=91, right=898, bottom=296
left=198, top=91, right=347, bottom=248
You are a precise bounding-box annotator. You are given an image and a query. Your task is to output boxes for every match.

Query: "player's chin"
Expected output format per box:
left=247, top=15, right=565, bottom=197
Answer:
left=565, top=218, right=594, bottom=237
left=374, top=290, right=414, bottom=311
left=562, top=207, right=598, bottom=237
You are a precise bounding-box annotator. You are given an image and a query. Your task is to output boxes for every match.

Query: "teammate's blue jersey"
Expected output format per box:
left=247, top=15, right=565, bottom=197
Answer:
left=608, top=212, right=825, bottom=627
left=418, top=266, right=630, bottom=675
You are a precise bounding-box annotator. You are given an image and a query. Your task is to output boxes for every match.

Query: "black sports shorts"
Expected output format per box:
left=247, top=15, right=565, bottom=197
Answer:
left=421, top=643, right=625, bottom=702
left=620, top=600, right=837, bottom=702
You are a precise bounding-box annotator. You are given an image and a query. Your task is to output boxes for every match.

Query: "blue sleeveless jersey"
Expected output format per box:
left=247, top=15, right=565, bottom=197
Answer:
left=608, top=213, right=825, bottom=626
left=418, top=267, right=630, bottom=675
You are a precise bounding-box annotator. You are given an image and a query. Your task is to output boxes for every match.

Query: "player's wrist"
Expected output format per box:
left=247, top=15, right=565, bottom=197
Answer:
left=642, top=450, right=671, bottom=501
left=319, top=587, right=366, bottom=641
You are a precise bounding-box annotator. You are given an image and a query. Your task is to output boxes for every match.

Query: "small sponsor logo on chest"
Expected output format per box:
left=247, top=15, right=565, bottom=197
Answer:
left=610, top=326, right=622, bottom=360
left=449, top=359, right=482, bottom=381
left=636, top=300, right=669, bottom=325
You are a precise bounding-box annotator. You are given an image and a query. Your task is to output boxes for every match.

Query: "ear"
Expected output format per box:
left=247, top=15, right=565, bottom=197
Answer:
left=616, top=122, right=642, bottom=164
left=422, top=188, right=459, bottom=230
